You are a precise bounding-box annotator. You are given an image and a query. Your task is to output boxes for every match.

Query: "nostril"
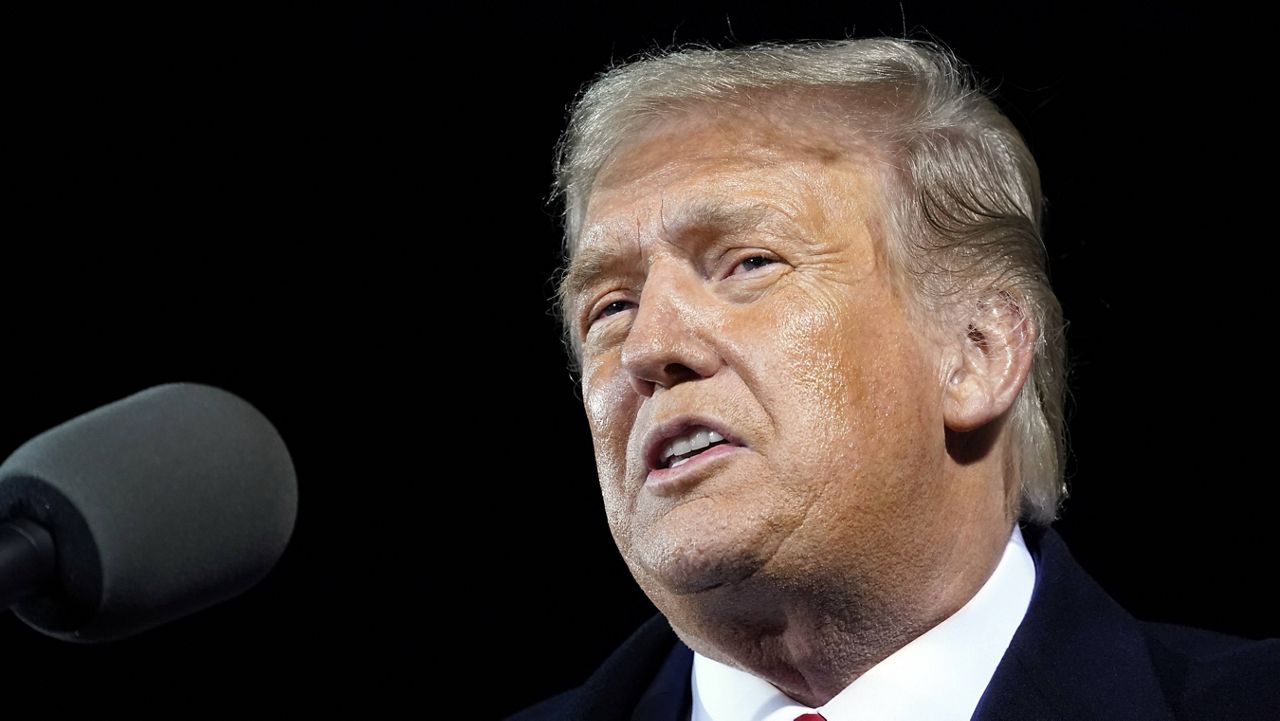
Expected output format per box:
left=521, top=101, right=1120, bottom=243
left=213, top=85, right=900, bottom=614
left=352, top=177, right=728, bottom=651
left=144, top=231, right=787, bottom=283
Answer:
left=660, top=363, right=701, bottom=386
left=629, top=376, right=657, bottom=398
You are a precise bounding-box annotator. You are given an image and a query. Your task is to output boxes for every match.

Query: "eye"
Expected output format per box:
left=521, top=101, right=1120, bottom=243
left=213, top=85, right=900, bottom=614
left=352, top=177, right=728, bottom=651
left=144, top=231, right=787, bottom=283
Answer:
left=731, top=255, right=780, bottom=275
left=599, top=300, right=634, bottom=317
left=588, top=299, right=635, bottom=327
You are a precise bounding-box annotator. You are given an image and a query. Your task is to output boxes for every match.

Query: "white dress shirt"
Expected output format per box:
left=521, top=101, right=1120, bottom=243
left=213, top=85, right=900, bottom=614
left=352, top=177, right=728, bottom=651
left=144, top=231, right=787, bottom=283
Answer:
left=690, top=525, right=1036, bottom=721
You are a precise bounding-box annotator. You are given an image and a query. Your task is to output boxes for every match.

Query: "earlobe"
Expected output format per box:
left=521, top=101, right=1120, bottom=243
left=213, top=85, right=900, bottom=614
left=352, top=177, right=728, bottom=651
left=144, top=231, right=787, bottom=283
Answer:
left=943, top=292, right=1035, bottom=433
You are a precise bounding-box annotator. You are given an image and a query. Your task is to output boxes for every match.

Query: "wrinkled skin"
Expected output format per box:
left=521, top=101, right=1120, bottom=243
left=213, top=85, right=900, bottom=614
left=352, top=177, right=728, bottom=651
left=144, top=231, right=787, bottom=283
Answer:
left=564, top=106, right=1026, bottom=706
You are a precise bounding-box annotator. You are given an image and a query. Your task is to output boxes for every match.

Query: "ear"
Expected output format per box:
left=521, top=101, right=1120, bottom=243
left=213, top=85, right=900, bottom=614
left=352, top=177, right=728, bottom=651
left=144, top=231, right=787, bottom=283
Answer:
left=943, top=291, right=1035, bottom=433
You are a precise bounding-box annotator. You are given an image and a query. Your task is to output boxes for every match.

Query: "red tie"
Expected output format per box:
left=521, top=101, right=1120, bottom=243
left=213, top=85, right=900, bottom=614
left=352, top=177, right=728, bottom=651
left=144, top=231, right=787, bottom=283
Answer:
left=794, top=715, right=827, bottom=721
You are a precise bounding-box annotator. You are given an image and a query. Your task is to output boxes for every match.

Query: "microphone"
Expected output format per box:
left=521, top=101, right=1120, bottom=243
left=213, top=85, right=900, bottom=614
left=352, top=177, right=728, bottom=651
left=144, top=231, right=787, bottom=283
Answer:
left=0, top=383, right=298, bottom=642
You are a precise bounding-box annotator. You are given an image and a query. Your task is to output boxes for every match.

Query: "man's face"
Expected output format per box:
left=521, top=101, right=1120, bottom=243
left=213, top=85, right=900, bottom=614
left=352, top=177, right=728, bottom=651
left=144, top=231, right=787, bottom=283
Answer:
left=566, top=110, right=952, bottom=605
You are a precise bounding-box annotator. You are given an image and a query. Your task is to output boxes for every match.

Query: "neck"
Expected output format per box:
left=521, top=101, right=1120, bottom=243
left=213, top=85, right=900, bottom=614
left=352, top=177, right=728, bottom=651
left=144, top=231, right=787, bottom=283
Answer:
left=668, top=513, right=1013, bottom=707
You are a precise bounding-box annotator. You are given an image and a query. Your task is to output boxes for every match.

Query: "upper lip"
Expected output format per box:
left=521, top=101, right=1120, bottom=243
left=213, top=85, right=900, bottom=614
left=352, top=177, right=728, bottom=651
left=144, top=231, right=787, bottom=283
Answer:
left=642, top=414, right=744, bottom=472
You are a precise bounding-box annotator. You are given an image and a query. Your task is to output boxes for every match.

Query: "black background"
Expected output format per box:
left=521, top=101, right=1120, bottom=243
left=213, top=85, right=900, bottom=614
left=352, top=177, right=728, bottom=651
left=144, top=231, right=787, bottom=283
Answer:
left=3, top=2, right=1274, bottom=715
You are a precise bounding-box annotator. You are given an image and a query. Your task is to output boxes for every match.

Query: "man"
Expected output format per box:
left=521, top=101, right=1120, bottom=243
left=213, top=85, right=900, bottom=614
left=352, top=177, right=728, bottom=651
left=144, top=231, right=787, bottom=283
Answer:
left=510, top=37, right=1278, bottom=721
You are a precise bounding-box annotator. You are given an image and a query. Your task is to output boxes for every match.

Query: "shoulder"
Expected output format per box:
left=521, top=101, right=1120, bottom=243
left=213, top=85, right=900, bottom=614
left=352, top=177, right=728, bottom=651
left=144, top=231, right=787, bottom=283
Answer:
left=503, top=688, right=578, bottom=721
left=977, top=525, right=1278, bottom=721
left=1141, top=621, right=1280, bottom=721
left=501, top=613, right=690, bottom=721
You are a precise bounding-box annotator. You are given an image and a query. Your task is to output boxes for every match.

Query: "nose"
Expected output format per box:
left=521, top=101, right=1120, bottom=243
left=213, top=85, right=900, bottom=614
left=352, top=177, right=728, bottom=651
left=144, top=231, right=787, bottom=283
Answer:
left=620, top=262, right=720, bottom=397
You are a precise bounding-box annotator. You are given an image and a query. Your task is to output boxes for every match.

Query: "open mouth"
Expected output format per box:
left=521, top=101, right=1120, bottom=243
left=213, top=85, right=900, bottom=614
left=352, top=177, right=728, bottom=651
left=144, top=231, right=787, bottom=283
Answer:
left=658, top=427, right=731, bottom=469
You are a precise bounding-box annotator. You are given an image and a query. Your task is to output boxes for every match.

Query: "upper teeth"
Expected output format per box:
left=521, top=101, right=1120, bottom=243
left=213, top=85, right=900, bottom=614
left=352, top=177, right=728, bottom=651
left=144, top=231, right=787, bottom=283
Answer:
left=660, top=427, right=726, bottom=467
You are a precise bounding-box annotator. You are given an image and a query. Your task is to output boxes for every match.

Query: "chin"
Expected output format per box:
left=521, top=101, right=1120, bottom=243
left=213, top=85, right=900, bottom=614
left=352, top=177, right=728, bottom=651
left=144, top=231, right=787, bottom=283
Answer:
left=629, top=516, right=776, bottom=596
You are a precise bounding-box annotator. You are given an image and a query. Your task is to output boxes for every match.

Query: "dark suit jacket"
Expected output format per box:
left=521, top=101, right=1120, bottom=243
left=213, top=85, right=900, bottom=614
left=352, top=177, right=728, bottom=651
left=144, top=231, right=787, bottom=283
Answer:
left=507, top=525, right=1279, bottom=721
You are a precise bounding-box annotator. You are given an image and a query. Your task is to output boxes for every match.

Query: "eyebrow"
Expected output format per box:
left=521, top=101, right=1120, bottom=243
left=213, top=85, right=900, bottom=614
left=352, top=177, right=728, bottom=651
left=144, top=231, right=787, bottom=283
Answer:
left=557, top=199, right=774, bottom=311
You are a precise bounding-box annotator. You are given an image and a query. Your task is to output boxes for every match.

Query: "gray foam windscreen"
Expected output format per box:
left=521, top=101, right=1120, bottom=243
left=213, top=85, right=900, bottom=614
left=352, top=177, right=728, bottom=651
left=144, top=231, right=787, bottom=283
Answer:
left=0, top=383, right=298, bottom=642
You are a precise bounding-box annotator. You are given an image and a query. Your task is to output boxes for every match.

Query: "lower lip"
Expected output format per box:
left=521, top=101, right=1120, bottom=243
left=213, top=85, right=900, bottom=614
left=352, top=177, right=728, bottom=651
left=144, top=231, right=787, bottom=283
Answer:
left=645, top=443, right=745, bottom=496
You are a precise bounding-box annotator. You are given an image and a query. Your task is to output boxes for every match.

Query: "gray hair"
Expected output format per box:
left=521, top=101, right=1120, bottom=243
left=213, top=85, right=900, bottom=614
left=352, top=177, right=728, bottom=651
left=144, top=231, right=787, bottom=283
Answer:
left=551, top=37, right=1067, bottom=525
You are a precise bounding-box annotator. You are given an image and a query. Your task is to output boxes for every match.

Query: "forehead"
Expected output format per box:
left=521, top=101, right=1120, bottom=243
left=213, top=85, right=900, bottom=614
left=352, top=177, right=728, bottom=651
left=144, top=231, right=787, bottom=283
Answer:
left=561, top=109, right=886, bottom=303
left=588, top=107, right=867, bottom=212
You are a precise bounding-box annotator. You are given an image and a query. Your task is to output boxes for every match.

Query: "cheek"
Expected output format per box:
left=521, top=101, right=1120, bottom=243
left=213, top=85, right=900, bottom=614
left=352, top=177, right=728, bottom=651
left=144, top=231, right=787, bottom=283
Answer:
left=582, top=354, right=638, bottom=491
left=779, top=297, right=868, bottom=478
left=766, top=287, right=866, bottom=416
left=756, top=285, right=939, bottom=490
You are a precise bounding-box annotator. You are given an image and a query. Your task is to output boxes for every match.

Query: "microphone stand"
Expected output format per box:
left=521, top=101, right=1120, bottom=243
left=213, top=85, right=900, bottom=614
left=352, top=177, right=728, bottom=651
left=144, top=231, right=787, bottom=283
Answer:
left=0, top=518, right=56, bottom=610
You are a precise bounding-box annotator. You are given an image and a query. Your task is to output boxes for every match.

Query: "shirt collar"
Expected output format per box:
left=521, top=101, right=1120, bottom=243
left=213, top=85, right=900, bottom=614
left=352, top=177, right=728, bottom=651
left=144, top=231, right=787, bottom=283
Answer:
left=691, top=525, right=1036, bottom=721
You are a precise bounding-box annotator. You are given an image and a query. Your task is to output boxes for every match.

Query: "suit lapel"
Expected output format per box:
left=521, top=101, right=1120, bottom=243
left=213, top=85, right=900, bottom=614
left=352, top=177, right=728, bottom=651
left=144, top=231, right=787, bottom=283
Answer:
left=972, top=525, right=1176, bottom=721
left=564, top=613, right=690, bottom=721
left=631, top=640, right=693, bottom=721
